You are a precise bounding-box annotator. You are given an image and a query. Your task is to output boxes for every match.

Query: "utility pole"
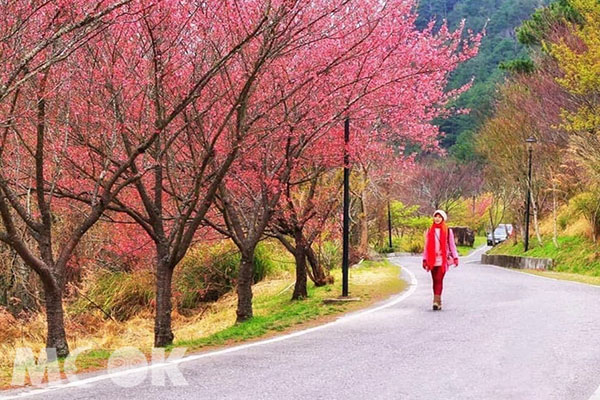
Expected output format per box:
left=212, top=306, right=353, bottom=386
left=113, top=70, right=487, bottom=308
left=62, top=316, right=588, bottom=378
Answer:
left=342, top=117, right=350, bottom=297
left=524, top=137, right=536, bottom=251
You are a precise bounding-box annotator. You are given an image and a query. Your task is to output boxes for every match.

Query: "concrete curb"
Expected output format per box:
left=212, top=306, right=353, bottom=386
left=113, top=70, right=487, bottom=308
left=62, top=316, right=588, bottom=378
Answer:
left=384, top=252, right=418, bottom=258
left=481, top=253, right=553, bottom=270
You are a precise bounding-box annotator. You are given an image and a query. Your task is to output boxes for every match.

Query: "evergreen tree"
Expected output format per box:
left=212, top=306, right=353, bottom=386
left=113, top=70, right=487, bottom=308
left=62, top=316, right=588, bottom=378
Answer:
left=416, top=0, right=551, bottom=159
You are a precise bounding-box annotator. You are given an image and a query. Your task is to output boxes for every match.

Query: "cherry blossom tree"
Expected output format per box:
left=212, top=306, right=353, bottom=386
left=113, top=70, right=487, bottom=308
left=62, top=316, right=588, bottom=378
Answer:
left=269, top=166, right=340, bottom=300
left=407, top=159, right=483, bottom=216
left=0, top=0, right=139, bottom=358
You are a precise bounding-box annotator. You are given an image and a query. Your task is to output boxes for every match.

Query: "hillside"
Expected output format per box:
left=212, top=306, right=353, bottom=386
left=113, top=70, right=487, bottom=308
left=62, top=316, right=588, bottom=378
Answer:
left=416, top=0, right=550, bottom=159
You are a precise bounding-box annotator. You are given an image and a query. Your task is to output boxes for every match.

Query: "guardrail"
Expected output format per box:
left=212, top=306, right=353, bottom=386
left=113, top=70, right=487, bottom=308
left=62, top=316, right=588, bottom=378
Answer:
left=481, top=254, right=553, bottom=270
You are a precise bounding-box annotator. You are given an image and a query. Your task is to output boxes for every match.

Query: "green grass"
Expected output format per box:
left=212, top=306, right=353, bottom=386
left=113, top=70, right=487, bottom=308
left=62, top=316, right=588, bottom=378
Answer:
left=456, top=236, right=486, bottom=256
left=72, top=349, right=113, bottom=370
left=474, top=236, right=487, bottom=248
left=488, top=235, right=600, bottom=276
left=171, top=259, right=405, bottom=351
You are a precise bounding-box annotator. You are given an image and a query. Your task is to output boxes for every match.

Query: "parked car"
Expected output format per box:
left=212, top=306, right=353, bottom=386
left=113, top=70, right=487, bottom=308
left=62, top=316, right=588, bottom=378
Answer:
left=487, top=224, right=513, bottom=246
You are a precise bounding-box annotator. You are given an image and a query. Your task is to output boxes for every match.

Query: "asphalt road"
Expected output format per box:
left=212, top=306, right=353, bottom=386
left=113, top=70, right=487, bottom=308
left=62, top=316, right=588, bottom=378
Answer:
left=5, top=247, right=600, bottom=400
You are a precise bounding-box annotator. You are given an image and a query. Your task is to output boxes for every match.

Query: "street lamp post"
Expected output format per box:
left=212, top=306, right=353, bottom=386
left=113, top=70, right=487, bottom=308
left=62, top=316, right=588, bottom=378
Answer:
left=342, top=117, right=350, bottom=297
left=387, top=200, right=393, bottom=251
left=524, top=136, right=537, bottom=252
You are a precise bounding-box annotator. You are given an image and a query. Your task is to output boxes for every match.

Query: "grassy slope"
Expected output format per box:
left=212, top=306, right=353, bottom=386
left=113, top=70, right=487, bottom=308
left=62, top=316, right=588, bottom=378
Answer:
left=488, top=235, right=600, bottom=277
left=2, top=259, right=405, bottom=389
left=480, top=205, right=600, bottom=285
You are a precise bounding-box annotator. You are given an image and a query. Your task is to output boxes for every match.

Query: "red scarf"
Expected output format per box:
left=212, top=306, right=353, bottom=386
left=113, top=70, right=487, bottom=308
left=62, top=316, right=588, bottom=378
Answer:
left=425, top=221, right=448, bottom=269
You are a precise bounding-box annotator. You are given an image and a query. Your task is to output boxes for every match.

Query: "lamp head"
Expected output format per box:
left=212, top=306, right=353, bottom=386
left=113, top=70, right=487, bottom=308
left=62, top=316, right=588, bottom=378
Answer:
left=526, top=136, right=537, bottom=150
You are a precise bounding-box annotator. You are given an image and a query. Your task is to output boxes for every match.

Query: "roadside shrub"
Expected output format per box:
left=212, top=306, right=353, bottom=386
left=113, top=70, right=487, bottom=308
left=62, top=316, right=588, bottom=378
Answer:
left=556, top=199, right=581, bottom=232
left=69, top=240, right=283, bottom=317
left=373, top=241, right=395, bottom=254
left=70, top=269, right=155, bottom=321
left=371, top=232, right=425, bottom=254
left=175, top=241, right=285, bottom=311
left=572, top=191, right=600, bottom=241
left=318, top=240, right=342, bottom=270
left=0, top=306, right=18, bottom=343
left=406, top=237, right=424, bottom=253
left=174, top=241, right=240, bottom=311
left=253, top=242, right=282, bottom=282
left=558, top=213, right=569, bottom=231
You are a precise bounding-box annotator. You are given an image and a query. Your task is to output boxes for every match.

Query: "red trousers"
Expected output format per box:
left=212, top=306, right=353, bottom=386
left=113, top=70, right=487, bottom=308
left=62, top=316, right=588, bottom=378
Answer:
left=430, top=266, right=446, bottom=296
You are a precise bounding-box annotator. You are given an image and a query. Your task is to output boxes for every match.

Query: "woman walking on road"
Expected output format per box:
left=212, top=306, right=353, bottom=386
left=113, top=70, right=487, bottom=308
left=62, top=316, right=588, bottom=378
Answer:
left=422, top=210, right=459, bottom=310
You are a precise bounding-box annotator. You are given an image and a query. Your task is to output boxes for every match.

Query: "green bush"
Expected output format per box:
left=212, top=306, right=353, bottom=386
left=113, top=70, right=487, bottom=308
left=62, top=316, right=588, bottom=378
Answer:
left=572, top=191, right=600, bottom=239
left=70, top=240, right=286, bottom=318
left=557, top=196, right=584, bottom=231
left=175, top=241, right=284, bottom=311
left=406, top=237, right=424, bottom=253
left=174, top=241, right=240, bottom=310
left=252, top=242, right=279, bottom=282
left=405, top=216, right=432, bottom=231
left=318, top=240, right=341, bottom=270
left=558, top=213, right=569, bottom=231
left=372, top=241, right=394, bottom=254
left=70, top=269, right=155, bottom=321
left=371, top=232, right=425, bottom=254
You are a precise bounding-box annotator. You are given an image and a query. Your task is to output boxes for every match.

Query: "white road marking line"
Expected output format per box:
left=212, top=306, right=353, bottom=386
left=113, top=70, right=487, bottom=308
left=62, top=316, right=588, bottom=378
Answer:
left=1, top=263, right=418, bottom=400
left=462, top=245, right=489, bottom=261
left=590, top=384, right=600, bottom=400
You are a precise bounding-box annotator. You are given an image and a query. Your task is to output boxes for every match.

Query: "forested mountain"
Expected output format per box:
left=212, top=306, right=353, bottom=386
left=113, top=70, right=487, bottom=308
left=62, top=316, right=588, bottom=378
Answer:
left=415, top=0, right=549, bottom=160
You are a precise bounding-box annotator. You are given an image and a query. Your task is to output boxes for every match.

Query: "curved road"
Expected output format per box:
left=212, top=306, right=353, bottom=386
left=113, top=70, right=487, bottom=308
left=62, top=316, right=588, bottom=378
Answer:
left=5, top=247, right=600, bottom=400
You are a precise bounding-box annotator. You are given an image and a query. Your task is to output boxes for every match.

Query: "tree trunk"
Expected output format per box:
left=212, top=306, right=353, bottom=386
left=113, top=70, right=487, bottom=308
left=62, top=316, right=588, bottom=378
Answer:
left=552, top=178, right=559, bottom=248
left=531, top=193, right=543, bottom=246
left=292, top=231, right=308, bottom=300
left=488, top=209, right=496, bottom=244
left=236, top=249, right=255, bottom=323
left=358, top=189, right=369, bottom=256
left=306, top=246, right=330, bottom=286
left=43, top=282, right=69, bottom=358
left=154, top=259, right=175, bottom=347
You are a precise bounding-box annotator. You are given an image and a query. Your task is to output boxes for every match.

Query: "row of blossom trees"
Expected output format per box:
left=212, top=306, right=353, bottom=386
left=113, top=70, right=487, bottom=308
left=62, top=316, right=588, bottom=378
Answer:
left=0, top=0, right=479, bottom=355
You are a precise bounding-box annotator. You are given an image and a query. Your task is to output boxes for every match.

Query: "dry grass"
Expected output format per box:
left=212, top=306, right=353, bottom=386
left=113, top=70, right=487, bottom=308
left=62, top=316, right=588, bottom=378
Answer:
left=0, top=276, right=292, bottom=373
left=538, top=204, right=591, bottom=239
left=563, top=215, right=592, bottom=237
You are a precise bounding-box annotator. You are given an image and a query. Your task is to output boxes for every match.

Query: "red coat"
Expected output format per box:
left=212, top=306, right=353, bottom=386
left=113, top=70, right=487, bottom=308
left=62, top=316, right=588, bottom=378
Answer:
left=422, top=227, right=459, bottom=273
